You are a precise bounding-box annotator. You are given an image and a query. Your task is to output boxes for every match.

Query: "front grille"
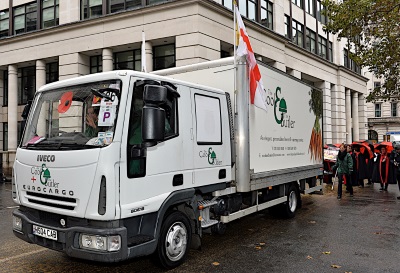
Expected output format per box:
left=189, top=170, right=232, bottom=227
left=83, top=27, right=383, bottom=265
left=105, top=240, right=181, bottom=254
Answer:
left=26, top=191, right=76, bottom=210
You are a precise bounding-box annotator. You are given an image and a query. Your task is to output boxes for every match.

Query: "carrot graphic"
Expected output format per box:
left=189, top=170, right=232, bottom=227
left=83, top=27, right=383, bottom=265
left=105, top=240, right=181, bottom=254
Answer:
left=309, top=89, right=322, bottom=161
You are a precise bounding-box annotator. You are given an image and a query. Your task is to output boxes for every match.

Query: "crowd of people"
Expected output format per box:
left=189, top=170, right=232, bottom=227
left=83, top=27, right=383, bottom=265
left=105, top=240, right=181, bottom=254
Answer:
left=329, top=142, right=400, bottom=200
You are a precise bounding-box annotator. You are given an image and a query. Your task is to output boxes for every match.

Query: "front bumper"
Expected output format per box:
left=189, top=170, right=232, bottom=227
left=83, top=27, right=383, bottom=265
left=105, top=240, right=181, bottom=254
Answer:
left=12, top=207, right=157, bottom=262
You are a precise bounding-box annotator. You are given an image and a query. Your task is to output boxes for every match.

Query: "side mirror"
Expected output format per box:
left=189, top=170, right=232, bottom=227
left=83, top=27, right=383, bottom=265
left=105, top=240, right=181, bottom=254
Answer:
left=141, top=85, right=167, bottom=146
left=142, top=107, right=165, bottom=144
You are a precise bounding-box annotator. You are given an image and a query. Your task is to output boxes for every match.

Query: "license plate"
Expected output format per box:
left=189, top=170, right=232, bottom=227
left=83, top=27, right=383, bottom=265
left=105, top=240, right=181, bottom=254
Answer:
left=33, top=225, right=58, bottom=241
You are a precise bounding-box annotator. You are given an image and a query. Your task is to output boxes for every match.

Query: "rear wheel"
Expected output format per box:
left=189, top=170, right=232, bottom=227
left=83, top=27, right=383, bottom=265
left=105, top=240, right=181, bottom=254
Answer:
left=156, top=211, right=192, bottom=269
left=269, top=185, right=300, bottom=218
left=282, top=185, right=299, bottom=218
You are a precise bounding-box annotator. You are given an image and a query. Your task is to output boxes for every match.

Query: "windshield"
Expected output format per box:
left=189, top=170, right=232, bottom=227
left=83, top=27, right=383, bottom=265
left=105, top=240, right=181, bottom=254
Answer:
left=21, top=80, right=121, bottom=150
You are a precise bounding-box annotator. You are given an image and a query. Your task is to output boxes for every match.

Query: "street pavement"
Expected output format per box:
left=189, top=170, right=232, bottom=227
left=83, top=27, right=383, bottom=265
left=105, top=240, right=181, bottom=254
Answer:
left=0, top=180, right=399, bottom=273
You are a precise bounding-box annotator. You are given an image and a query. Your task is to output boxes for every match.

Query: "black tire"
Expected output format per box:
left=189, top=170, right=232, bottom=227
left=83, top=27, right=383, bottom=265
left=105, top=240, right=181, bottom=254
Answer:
left=282, top=185, right=299, bottom=219
left=155, top=211, right=192, bottom=269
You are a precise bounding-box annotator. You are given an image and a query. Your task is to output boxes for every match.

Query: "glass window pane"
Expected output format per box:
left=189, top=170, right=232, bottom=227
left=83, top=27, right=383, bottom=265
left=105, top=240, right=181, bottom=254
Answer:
left=14, top=7, right=25, bottom=16
left=110, top=0, right=124, bottom=13
left=14, top=15, right=25, bottom=32
left=261, top=0, right=267, bottom=8
left=154, top=45, right=174, bottom=57
left=43, top=0, right=55, bottom=8
left=116, top=51, right=134, bottom=62
left=248, top=2, right=256, bottom=21
left=149, top=0, right=168, bottom=4
left=43, top=8, right=55, bottom=28
left=126, top=0, right=142, bottom=9
left=90, top=0, right=102, bottom=6
left=27, top=3, right=37, bottom=13
left=26, top=12, right=37, bottom=31
left=0, top=20, right=9, bottom=30
left=0, top=10, right=9, bottom=20
left=239, top=1, right=246, bottom=17
left=223, top=0, right=232, bottom=9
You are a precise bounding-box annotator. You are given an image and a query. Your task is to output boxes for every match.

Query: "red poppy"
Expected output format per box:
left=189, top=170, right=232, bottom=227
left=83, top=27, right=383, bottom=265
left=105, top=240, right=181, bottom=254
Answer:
left=58, top=91, right=73, bottom=113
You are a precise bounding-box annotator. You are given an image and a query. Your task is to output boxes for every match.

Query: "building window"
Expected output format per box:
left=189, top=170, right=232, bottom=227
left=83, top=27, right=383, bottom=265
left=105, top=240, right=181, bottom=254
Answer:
left=316, top=0, right=327, bottom=24
left=306, top=28, right=316, bottom=54
left=14, top=2, right=38, bottom=35
left=153, top=44, right=175, bottom=71
left=237, top=0, right=257, bottom=21
left=260, top=1, right=273, bottom=30
left=374, top=103, right=381, bottom=118
left=46, top=62, right=59, bottom=84
left=81, top=0, right=103, bottom=19
left=305, top=0, right=314, bottom=16
left=222, top=0, right=233, bottom=9
left=221, top=49, right=230, bottom=58
left=284, top=15, right=290, bottom=39
left=42, top=0, right=59, bottom=28
left=109, top=0, right=141, bottom=13
left=18, top=67, right=36, bottom=105
left=3, top=70, right=8, bottom=106
left=148, top=0, right=169, bottom=4
left=328, top=41, right=333, bottom=62
left=318, top=35, right=327, bottom=59
left=344, top=48, right=348, bottom=67
left=3, top=123, right=7, bottom=151
left=391, top=102, right=397, bottom=117
left=90, top=55, right=103, bottom=74
left=368, top=130, right=378, bottom=142
left=0, top=10, right=9, bottom=38
left=374, top=82, right=381, bottom=89
left=292, top=0, right=303, bottom=9
left=114, top=50, right=141, bottom=70
left=292, top=20, right=304, bottom=47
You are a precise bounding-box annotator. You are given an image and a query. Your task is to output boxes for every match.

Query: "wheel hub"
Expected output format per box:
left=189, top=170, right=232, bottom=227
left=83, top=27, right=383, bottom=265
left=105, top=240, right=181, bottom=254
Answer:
left=165, top=222, right=187, bottom=261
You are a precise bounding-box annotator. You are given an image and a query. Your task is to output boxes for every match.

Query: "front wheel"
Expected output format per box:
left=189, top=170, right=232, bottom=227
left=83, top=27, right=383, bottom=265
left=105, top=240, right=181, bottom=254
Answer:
left=156, top=211, right=192, bottom=269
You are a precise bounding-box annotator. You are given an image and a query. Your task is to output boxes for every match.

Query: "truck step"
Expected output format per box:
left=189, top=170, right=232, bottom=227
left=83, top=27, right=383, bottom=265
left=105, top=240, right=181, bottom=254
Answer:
left=198, top=200, right=218, bottom=209
left=201, top=219, right=219, bottom=228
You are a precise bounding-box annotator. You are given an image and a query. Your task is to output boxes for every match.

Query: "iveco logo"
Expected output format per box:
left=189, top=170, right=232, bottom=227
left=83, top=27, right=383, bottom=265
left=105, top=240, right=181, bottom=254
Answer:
left=37, top=155, right=55, bottom=162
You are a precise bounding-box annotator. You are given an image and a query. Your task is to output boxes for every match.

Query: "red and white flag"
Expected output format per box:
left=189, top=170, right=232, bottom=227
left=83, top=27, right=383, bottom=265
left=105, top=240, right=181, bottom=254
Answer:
left=235, top=5, right=268, bottom=112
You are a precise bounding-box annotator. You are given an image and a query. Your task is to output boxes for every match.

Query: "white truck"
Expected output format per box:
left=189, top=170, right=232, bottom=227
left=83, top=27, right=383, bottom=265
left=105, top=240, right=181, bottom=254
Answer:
left=12, top=57, right=323, bottom=268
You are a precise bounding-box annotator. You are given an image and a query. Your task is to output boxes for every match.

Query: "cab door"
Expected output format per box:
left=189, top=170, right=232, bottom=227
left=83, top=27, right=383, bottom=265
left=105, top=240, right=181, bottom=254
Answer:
left=119, top=77, right=194, bottom=219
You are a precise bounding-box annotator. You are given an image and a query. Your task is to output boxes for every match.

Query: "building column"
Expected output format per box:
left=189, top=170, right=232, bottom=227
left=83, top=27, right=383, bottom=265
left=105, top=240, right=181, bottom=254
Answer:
left=145, top=41, right=153, bottom=72
left=331, top=84, right=346, bottom=143
left=345, top=89, right=352, bottom=144
left=316, top=81, right=332, bottom=144
left=102, top=48, right=113, bottom=72
left=358, top=93, right=368, bottom=141
left=8, top=65, right=18, bottom=151
left=352, top=92, right=360, bottom=141
left=36, top=60, right=46, bottom=91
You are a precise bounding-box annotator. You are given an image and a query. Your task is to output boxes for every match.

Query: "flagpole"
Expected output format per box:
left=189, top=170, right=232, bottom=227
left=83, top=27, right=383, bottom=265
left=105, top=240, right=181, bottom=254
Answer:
left=141, top=30, right=146, bottom=73
left=233, top=0, right=237, bottom=114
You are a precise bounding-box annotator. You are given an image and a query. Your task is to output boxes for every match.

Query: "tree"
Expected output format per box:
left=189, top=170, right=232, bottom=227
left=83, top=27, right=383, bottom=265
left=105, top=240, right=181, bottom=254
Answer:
left=322, top=0, right=400, bottom=102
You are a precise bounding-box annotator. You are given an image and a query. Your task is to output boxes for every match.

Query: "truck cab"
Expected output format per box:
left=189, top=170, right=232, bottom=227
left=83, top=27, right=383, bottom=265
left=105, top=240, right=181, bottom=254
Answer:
left=12, top=71, right=232, bottom=267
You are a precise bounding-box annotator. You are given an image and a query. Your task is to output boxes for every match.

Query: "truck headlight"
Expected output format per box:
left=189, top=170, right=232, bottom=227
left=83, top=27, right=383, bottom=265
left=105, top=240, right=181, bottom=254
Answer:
left=13, top=216, right=22, bottom=232
left=80, top=234, right=121, bottom=252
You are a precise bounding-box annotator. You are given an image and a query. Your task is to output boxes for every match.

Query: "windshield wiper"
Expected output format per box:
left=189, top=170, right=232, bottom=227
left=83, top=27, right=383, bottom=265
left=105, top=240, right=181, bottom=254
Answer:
left=91, top=88, right=119, bottom=101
